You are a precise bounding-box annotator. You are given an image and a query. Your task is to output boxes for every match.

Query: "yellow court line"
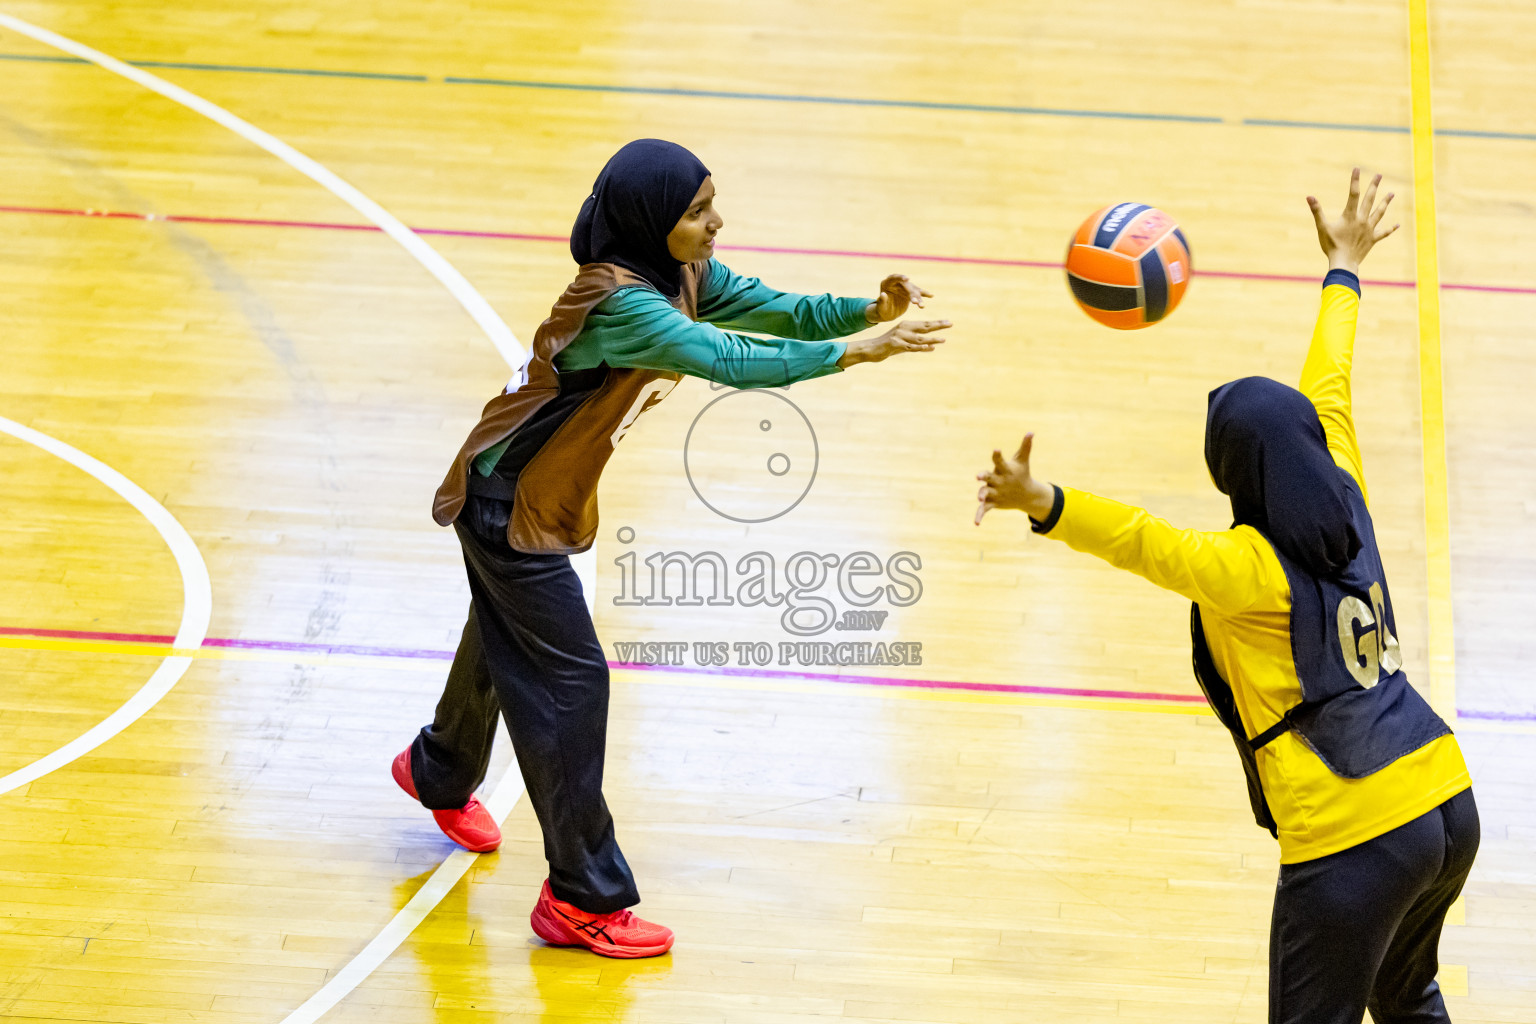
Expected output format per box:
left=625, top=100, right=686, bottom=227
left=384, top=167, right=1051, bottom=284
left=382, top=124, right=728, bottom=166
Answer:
left=1410, top=0, right=1472, bottom=958
left=1437, top=963, right=1468, bottom=997
left=1408, top=0, right=1456, bottom=721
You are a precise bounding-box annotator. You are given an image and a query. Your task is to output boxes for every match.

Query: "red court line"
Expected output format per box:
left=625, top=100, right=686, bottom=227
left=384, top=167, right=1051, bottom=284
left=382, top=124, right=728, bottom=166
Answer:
left=0, top=624, right=454, bottom=661
left=0, top=625, right=1205, bottom=704
left=604, top=659, right=1208, bottom=703
left=11, top=625, right=1528, bottom=716
left=4, top=203, right=1533, bottom=295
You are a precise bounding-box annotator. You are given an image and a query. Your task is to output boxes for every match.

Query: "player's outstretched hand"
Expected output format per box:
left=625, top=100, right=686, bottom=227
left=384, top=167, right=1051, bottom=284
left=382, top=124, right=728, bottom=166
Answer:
left=866, top=275, right=933, bottom=323
left=1307, top=167, right=1399, bottom=275
left=974, top=433, right=1056, bottom=525
left=837, top=319, right=949, bottom=367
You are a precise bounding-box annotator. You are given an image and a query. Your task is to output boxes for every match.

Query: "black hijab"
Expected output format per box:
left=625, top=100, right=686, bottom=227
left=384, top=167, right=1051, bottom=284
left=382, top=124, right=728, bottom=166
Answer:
left=1205, top=376, right=1362, bottom=577
left=569, top=139, right=710, bottom=298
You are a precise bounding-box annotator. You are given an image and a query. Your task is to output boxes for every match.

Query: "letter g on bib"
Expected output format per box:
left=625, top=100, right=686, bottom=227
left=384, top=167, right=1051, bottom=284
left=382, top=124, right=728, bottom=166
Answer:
left=1336, top=581, right=1402, bottom=687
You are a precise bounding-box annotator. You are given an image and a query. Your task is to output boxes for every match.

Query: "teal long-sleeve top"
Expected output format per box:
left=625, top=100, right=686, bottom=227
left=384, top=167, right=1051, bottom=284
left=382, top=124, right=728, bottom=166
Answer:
left=473, top=259, right=871, bottom=475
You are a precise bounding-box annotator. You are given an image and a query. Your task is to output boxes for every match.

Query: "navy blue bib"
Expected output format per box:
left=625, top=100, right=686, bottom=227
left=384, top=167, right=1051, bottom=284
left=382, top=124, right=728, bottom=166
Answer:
left=1191, top=479, right=1450, bottom=834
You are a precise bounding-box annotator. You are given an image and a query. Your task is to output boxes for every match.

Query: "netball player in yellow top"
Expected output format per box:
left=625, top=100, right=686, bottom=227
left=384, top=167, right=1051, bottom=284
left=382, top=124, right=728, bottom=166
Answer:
left=975, top=168, right=1477, bottom=1024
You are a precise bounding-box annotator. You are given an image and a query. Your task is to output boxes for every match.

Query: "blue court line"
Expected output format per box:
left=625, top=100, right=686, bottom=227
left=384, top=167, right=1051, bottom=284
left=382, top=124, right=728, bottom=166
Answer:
left=132, top=59, right=425, bottom=81
left=4, top=51, right=1533, bottom=140
left=0, top=51, right=425, bottom=81
left=1244, top=117, right=1536, bottom=142
left=1244, top=117, right=1410, bottom=134
left=442, top=75, right=1225, bottom=124
left=1439, top=127, right=1536, bottom=142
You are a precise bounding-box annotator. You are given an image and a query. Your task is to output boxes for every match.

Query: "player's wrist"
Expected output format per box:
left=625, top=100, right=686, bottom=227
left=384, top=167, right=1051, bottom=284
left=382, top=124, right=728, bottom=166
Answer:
left=864, top=301, right=881, bottom=325
left=1022, top=481, right=1056, bottom=520
left=837, top=340, right=869, bottom=368
left=1327, top=252, right=1362, bottom=275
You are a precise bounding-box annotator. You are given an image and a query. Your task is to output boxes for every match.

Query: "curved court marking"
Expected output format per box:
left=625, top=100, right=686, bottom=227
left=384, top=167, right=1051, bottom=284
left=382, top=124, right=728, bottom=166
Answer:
left=0, top=13, right=539, bottom=1020
left=0, top=12, right=524, bottom=372
left=276, top=765, right=526, bottom=1024
left=0, top=416, right=212, bottom=797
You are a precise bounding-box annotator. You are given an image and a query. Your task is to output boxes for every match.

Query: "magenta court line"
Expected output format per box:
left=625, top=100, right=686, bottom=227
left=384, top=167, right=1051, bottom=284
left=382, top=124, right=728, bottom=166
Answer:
left=3, top=202, right=1534, bottom=296
left=1, top=624, right=1202, bottom=704
left=0, top=624, right=453, bottom=661
left=599, top=658, right=1209, bottom=703
left=7, top=623, right=1533, bottom=719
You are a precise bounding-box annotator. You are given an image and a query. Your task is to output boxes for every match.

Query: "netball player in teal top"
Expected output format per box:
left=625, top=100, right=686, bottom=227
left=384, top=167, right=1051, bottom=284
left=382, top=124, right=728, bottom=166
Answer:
left=471, top=257, right=884, bottom=476
left=394, top=139, right=949, bottom=959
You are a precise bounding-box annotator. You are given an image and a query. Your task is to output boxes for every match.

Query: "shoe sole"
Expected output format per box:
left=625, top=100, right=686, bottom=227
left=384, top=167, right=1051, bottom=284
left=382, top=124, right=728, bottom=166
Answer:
left=529, top=904, right=673, bottom=959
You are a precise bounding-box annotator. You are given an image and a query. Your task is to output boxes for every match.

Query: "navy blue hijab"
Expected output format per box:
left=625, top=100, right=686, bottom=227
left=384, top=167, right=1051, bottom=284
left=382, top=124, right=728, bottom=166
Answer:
left=1205, top=376, right=1362, bottom=577
left=569, top=139, right=710, bottom=299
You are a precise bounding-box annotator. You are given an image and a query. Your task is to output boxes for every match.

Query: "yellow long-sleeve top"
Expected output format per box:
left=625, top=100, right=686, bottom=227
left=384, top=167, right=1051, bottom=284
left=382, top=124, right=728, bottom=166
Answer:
left=1037, top=278, right=1470, bottom=863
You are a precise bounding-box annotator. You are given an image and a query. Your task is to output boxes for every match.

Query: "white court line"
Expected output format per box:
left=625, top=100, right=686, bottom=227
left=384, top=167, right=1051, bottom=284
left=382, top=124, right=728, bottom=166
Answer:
left=0, top=10, right=599, bottom=603
left=0, top=12, right=558, bottom=1021
left=278, top=764, right=526, bottom=1024
left=0, top=12, right=524, bottom=372
left=0, top=416, right=213, bottom=796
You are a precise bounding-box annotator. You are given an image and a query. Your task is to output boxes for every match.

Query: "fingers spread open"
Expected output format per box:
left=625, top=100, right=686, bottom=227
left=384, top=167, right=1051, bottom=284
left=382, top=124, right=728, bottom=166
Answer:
left=1360, top=173, right=1382, bottom=216
left=1369, top=191, right=1395, bottom=227
left=1345, top=166, right=1362, bottom=215
left=1307, top=195, right=1326, bottom=231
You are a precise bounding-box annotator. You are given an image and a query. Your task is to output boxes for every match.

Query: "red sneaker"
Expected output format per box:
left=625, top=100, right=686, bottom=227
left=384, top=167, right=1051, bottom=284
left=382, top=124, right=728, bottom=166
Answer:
left=392, top=746, right=502, bottom=853
left=529, top=880, right=674, bottom=958
left=391, top=747, right=421, bottom=800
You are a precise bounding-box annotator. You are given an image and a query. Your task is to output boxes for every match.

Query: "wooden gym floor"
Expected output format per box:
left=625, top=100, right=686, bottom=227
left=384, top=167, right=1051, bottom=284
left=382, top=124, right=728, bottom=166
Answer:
left=0, top=2, right=1532, bottom=1021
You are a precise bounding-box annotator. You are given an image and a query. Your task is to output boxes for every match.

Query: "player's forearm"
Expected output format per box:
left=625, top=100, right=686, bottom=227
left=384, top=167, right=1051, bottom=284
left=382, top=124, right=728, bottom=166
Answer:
left=1300, top=274, right=1360, bottom=402
left=1298, top=273, right=1366, bottom=490
left=695, top=334, right=845, bottom=387
left=701, top=264, right=870, bottom=340
left=1034, top=487, right=1277, bottom=613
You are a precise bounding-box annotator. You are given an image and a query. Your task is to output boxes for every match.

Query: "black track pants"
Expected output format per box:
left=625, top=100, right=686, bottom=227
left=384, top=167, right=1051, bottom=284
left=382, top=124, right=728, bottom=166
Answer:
left=408, top=513, right=637, bottom=915
left=1269, top=787, right=1479, bottom=1024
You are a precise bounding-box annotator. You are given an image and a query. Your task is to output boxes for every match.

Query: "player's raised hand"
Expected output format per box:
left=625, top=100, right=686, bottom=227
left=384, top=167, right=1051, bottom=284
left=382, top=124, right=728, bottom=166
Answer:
left=866, top=274, right=933, bottom=323
left=1307, top=167, right=1399, bottom=275
left=974, top=433, right=1056, bottom=525
left=837, top=319, right=950, bottom=367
